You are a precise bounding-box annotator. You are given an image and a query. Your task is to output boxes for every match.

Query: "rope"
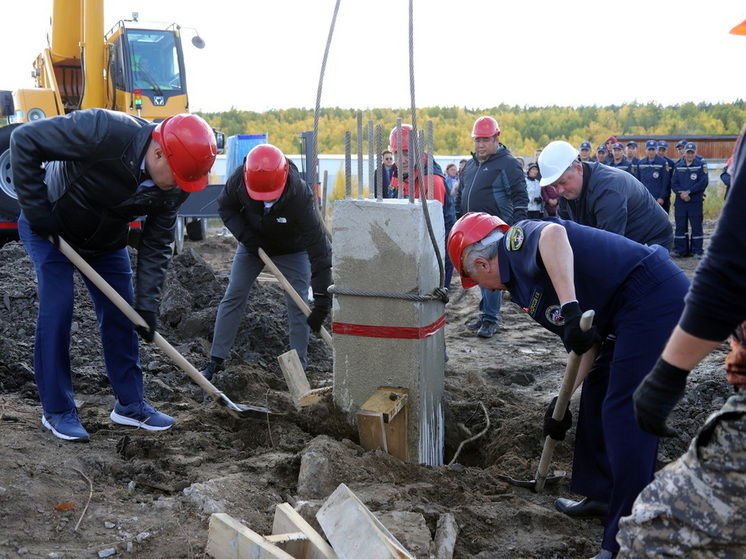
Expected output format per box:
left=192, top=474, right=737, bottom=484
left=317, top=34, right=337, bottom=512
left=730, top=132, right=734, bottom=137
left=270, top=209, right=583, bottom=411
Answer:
left=312, top=0, right=342, bottom=189
left=407, top=0, right=445, bottom=290
left=329, top=284, right=449, bottom=303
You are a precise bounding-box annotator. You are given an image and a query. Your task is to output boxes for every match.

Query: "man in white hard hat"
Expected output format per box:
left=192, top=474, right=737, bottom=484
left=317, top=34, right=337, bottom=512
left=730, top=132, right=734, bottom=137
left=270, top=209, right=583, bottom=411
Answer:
left=538, top=140, right=672, bottom=249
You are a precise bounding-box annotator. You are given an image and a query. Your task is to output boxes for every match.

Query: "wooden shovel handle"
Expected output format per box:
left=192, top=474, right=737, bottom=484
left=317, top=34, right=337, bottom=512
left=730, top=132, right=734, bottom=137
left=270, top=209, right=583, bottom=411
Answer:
left=257, top=248, right=333, bottom=347
left=56, top=237, right=226, bottom=401
left=535, top=310, right=596, bottom=491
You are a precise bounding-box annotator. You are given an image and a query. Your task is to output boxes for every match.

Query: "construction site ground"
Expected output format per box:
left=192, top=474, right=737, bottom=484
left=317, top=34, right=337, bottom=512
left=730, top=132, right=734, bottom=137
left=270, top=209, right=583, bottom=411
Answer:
left=0, top=220, right=731, bottom=559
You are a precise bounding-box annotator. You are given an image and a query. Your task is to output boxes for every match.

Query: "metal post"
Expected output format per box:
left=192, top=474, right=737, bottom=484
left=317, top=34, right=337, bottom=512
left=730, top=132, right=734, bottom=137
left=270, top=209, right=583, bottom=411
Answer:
left=368, top=120, right=374, bottom=200
left=356, top=111, right=364, bottom=200
left=375, top=125, right=383, bottom=201
left=344, top=131, right=352, bottom=199
left=427, top=121, right=434, bottom=201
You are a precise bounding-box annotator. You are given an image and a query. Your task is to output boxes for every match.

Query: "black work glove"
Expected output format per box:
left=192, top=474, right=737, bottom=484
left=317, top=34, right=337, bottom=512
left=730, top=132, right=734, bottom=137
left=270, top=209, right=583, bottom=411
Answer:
left=543, top=396, right=572, bottom=440
left=561, top=301, right=600, bottom=355
left=633, top=357, right=689, bottom=437
left=306, top=304, right=330, bottom=334
left=29, top=212, right=60, bottom=248
left=134, top=309, right=157, bottom=343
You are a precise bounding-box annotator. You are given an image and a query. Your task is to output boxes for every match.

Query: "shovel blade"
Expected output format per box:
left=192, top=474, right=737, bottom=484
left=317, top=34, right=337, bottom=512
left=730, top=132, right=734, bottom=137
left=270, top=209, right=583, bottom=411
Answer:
left=214, top=393, right=284, bottom=419
left=496, top=470, right=567, bottom=490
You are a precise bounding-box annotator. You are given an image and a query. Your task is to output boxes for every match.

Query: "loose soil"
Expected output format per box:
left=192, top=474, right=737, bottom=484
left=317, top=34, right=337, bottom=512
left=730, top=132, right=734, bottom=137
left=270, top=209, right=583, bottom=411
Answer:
left=0, top=221, right=730, bottom=559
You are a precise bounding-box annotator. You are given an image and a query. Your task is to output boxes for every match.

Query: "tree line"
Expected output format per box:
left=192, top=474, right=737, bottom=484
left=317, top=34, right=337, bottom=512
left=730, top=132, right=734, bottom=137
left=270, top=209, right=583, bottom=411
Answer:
left=197, top=101, right=746, bottom=156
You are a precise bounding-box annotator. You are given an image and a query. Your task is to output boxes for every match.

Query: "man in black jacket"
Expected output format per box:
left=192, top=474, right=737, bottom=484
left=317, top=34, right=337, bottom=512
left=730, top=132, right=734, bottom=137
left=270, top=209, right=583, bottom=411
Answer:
left=455, top=116, right=528, bottom=339
left=200, top=144, right=332, bottom=379
left=12, top=108, right=217, bottom=442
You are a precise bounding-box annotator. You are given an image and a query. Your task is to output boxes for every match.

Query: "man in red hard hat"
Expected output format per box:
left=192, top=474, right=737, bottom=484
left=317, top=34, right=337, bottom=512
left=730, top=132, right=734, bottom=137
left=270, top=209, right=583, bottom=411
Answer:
left=12, top=108, right=217, bottom=442
left=455, top=115, right=528, bottom=339
left=448, top=211, right=689, bottom=559
left=199, top=143, right=332, bottom=379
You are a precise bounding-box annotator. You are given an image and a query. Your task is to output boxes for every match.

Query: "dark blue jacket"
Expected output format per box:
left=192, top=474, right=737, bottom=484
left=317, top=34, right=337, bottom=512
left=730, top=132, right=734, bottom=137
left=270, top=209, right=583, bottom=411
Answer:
left=558, top=161, right=673, bottom=248
left=637, top=156, right=672, bottom=201
left=672, top=158, right=709, bottom=204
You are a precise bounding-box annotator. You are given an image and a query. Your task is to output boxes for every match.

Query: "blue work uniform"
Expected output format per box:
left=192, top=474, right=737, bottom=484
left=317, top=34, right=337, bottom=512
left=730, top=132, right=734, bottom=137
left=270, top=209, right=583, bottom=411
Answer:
left=609, top=157, right=636, bottom=176
left=496, top=218, right=690, bottom=554
left=636, top=156, right=671, bottom=206
left=671, top=157, right=709, bottom=256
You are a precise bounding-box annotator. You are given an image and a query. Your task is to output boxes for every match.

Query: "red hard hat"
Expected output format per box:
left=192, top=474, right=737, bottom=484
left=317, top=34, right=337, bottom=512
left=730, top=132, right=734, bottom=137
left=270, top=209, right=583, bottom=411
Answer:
left=447, top=212, right=510, bottom=288
left=471, top=116, right=500, bottom=138
left=152, top=113, right=217, bottom=192
left=388, top=124, right=413, bottom=152
left=244, top=144, right=289, bottom=201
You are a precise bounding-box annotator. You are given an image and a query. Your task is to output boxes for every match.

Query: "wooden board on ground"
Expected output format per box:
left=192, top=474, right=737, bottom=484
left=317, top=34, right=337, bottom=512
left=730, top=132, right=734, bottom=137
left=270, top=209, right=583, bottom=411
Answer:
left=273, top=503, right=339, bottom=559
left=316, top=483, right=414, bottom=559
left=207, top=513, right=295, bottom=559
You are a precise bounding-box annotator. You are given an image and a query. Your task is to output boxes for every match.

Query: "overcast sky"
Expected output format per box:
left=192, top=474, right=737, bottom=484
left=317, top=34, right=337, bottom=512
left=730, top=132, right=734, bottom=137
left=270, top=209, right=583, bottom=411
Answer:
left=3, top=0, right=745, bottom=114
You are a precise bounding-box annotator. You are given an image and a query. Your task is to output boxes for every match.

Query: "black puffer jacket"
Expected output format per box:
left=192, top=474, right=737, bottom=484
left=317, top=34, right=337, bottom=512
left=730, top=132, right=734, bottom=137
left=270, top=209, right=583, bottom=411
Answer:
left=11, top=109, right=188, bottom=311
left=218, top=160, right=332, bottom=307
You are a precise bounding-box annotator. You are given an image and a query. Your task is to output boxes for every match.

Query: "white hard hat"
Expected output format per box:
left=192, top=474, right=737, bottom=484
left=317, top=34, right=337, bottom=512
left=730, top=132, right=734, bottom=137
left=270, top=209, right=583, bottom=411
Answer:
left=538, top=141, right=580, bottom=186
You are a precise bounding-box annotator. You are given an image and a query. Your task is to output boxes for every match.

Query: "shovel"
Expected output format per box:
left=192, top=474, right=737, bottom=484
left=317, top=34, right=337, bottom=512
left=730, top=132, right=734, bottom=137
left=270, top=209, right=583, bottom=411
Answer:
left=498, top=310, right=596, bottom=492
left=56, top=237, right=278, bottom=420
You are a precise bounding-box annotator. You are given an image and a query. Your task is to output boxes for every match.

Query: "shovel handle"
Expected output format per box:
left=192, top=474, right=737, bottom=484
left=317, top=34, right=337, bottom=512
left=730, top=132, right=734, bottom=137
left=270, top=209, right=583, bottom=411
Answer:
left=535, top=310, right=596, bottom=492
left=258, top=248, right=333, bottom=347
left=56, top=237, right=228, bottom=403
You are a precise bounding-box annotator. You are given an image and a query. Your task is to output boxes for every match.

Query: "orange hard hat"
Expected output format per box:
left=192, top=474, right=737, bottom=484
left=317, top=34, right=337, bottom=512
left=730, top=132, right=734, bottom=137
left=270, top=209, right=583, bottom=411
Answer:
left=471, top=116, right=500, bottom=138
left=152, top=114, right=217, bottom=192
left=730, top=18, right=746, bottom=35
left=388, top=124, right=413, bottom=152
left=447, top=212, right=509, bottom=288
left=244, top=144, right=289, bottom=201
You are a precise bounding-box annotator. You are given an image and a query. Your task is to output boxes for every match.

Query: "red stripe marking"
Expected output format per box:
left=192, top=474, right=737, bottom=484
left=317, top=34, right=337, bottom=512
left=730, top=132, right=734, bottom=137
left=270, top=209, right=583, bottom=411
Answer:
left=332, top=315, right=445, bottom=339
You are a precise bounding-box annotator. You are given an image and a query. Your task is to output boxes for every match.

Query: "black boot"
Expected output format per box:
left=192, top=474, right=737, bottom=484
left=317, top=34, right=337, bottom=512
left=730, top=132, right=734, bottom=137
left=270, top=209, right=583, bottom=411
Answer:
left=200, top=357, right=224, bottom=380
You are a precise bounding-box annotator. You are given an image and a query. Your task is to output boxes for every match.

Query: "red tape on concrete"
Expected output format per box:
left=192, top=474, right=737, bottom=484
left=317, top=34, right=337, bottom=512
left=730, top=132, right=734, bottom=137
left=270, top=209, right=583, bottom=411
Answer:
left=331, top=315, right=446, bottom=339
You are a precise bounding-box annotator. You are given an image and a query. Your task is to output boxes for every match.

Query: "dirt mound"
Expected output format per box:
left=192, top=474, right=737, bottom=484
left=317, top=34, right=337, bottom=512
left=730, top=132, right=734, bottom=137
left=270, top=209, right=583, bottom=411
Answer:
left=0, top=224, right=732, bottom=558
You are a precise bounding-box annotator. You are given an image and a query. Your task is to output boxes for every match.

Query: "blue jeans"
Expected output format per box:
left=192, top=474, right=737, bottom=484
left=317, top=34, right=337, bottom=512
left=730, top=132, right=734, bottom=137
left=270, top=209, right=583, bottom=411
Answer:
left=210, top=244, right=311, bottom=367
left=478, top=287, right=502, bottom=324
left=19, top=215, right=144, bottom=413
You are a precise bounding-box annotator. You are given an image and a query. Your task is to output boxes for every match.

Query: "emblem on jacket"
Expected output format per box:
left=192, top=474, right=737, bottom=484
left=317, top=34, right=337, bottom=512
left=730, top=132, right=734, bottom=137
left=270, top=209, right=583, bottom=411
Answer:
left=545, top=305, right=564, bottom=326
left=507, top=227, right=524, bottom=251
left=690, top=173, right=697, bottom=181
left=528, top=289, right=542, bottom=317
left=276, top=217, right=287, bottom=223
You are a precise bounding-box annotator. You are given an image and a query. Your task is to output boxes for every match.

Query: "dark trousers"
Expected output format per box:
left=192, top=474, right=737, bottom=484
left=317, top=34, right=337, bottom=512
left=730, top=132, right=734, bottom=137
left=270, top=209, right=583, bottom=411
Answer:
left=673, top=203, right=704, bottom=256
left=18, top=215, right=144, bottom=414
left=571, top=261, right=690, bottom=553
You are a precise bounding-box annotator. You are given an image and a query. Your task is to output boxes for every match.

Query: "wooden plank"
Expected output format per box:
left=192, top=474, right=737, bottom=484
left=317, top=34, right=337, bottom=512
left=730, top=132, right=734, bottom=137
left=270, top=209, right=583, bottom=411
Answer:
left=359, top=388, right=408, bottom=421
left=265, top=532, right=311, bottom=557
left=357, top=410, right=387, bottom=452
left=207, top=512, right=295, bottom=559
left=383, top=403, right=408, bottom=462
left=278, top=350, right=312, bottom=410
left=316, top=483, right=414, bottom=559
left=272, top=503, right=339, bottom=559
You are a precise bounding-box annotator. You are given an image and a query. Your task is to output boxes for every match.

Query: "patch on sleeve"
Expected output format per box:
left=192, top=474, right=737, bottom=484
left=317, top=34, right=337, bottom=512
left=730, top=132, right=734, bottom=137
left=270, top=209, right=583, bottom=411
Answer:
left=545, top=305, right=565, bottom=326
left=506, top=227, right=524, bottom=251
left=528, top=289, right=542, bottom=318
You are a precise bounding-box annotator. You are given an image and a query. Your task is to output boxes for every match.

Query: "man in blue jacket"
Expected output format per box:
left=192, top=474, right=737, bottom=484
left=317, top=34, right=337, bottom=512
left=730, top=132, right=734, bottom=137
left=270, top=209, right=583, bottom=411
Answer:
left=12, top=109, right=217, bottom=442
left=455, top=116, right=528, bottom=339
left=447, top=212, right=689, bottom=559
left=671, top=142, right=708, bottom=258
left=637, top=139, right=672, bottom=209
